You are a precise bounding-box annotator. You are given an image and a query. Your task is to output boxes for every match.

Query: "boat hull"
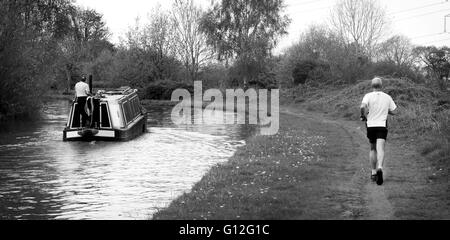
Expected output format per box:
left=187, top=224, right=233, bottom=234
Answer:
left=63, top=115, right=147, bottom=142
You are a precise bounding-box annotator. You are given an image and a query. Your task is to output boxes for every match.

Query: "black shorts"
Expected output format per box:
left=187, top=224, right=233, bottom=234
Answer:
left=367, top=127, right=388, bottom=144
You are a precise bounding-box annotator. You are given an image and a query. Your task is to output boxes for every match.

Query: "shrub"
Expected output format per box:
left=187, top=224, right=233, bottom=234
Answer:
left=251, top=70, right=278, bottom=89
left=198, top=64, right=228, bottom=89
left=299, top=78, right=449, bottom=166
left=292, top=60, right=315, bottom=85
left=144, top=80, right=194, bottom=100
left=367, top=61, right=424, bottom=83
left=303, top=78, right=443, bottom=134
left=0, top=45, right=48, bottom=119
left=292, top=60, right=331, bottom=86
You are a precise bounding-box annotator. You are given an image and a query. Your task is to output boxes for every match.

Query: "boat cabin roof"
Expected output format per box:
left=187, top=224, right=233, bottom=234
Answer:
left=96, top=87, right=139, bottom=103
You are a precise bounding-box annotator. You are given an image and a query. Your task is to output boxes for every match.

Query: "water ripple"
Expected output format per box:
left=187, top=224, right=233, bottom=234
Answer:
left=0, top=100, right=254, bottom=220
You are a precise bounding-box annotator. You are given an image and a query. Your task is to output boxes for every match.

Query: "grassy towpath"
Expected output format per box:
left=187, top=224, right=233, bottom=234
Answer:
left=152, top=104, right=449, bottom=220
left=286, top=105, right=449, bottom=219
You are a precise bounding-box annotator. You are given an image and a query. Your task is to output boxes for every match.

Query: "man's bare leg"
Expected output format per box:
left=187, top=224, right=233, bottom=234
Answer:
left=370, top=143, right=378, bottom=181
left=370, top=143, right=377, bottom=170
left=376, top=139, right=386, bottom=170
left=376, top=139, right=386, bottom=185
left=370, top=143, right=377, bottom=174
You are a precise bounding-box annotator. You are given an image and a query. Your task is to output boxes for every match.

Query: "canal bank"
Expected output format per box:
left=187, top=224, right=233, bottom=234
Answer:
left=153, top=105, right=449, bottom=220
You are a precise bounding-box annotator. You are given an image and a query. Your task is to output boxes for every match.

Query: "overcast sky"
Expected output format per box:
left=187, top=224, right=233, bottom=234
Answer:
left=76, top=0, right=450, bottom=53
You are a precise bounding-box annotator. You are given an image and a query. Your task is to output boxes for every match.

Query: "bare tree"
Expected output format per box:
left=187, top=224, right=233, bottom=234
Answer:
left=143, top=5, right=176, bottom=58
left=122, top=5, right=179, bottom=83
left=377, top=35, right=414, bottom=67
left=143, top=5, right=177, bottom=80
left=171, top=0, right=213, bottom=82
left=124, top=6, right=175, bottom=57
left=331, top=0, right=388, bottom=57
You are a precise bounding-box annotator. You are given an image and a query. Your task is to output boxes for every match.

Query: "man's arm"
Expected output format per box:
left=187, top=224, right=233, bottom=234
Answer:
left=360, top=95, right=369, bottom=122
left=360, top=103, right=368, bottom=122
left=389, top=109, right=398, bottom=116
left=388, top=97, right=398, bottom=116
left=85, top=85, right=92, bottom=96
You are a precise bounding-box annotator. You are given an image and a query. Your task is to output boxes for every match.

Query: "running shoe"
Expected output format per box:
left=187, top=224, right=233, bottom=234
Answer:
left=371, top=174, right=377, bottom=182
left=376, top=169, right=383, bottom=185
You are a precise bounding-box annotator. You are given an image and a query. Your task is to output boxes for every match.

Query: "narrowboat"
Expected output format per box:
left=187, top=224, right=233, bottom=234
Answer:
left=63, top=87, right=147, bottom=141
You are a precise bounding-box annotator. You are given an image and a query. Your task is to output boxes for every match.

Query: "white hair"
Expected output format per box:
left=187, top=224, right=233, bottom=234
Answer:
left=372, top=77, right=383, bottom=89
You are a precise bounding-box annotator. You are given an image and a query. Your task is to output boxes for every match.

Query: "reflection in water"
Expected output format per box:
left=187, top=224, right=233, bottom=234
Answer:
left=0, top=100, right=255, bottom=219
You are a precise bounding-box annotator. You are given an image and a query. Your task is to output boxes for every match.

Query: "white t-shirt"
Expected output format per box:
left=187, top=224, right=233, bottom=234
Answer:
left=75, top=81, right=90, bottom=97
left=361, top=91, right=397, bottom=128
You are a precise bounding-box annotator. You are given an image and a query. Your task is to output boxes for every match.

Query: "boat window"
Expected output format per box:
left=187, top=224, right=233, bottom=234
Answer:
left=123, top=101, right=133, bottom=124
left=121, top=102, right=126, bottom=124
left=131, top=97, right=139, bottom=117
left=135, top=97, right=141, bottom=111
left=130, top=98, right=137, bottom=119
left=121, top=96, right=141, bottom=125
left=134, top=98, right=141, bottom=115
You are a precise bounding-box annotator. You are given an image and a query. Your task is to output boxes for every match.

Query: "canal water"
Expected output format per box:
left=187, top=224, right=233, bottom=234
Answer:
left=0, top=100, right=254, bottom=220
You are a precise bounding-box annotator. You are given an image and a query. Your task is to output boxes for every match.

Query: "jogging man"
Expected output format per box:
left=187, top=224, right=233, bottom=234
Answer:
left=360, top=77, right=398, bottom=185
left=75, top=75, right=91, bottom=127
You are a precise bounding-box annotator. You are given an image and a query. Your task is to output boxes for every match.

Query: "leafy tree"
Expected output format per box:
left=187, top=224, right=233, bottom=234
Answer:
left=76, top=8, right=110, bottom=43
left=200, top=0, right=290, bottom=86
left=413, top=46, right=450, bottom=90
left=55, top=6, right=112, bottom=92
left=0, top=0, right=74, bottom=117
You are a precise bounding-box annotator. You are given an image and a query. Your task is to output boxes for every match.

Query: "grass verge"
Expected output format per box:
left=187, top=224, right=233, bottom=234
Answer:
left=153, top=112, right=366, bottom=220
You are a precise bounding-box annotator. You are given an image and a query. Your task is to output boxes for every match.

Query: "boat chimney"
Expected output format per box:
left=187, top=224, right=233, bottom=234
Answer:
left=89, top=75, right=93, bottom=95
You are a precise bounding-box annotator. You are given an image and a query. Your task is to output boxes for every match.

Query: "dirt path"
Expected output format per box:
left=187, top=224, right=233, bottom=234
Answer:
left=281, top=107, right=394, bottom=219
left=336, top=116, right=395, bottom=220
left=282, top=105, right=448, bottom=220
